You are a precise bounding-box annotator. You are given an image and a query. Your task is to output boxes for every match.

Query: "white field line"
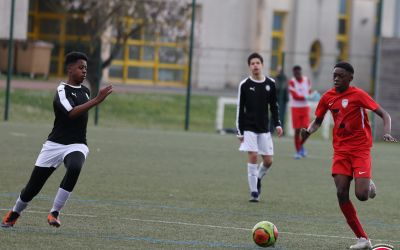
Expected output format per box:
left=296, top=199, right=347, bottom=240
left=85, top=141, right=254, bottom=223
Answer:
left=1, top=208, right=399, bottom=244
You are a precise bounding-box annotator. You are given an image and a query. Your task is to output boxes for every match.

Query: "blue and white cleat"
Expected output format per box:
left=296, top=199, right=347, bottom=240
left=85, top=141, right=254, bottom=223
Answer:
left=299, top=146, right=308, bottom=158
left=249, top=192, right=259, bottom=202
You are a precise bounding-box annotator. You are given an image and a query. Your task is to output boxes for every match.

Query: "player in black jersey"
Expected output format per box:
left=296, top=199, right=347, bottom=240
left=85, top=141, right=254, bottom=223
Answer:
left=1, top=52, right=113, bottom=228
left=236, top=53, right=283, bottom=202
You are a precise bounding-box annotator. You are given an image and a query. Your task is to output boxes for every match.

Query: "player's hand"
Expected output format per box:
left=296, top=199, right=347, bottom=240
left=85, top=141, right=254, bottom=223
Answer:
left=300, top=128, right=310, bottom=142
left=275, top=126, right=283, bottom=137
left=237, top=135, right=244, bottom=143
left=383, top=133, right=398, bottom=142
left=96, top=85, right=113, bottom=103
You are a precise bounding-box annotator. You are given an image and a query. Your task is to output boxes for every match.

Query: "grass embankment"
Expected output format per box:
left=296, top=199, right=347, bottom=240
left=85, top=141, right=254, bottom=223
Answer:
left=0, top=89, right=237, bottom=132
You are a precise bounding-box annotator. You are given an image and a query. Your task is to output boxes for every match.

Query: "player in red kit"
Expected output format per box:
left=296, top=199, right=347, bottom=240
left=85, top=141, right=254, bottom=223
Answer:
left=300, top=62, right=397, bottom=249
left=289, top=65, right=311, bottom=159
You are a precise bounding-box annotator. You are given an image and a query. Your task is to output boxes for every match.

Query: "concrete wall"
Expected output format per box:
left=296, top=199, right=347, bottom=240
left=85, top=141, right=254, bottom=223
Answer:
left=381, top=0, right=396, bottom=37
left=0, top=0, right=29, bottom=40
left=349, top=0, right=375, bottom=91
left=375, top=38, right=400, bottom=139
left=194, top=0, right=377, bottom=92
left=194, top=0, right=257, bottom=89
left=193, top=0, right=292, bottom=90
left=285, top=0, right=338, bottom=92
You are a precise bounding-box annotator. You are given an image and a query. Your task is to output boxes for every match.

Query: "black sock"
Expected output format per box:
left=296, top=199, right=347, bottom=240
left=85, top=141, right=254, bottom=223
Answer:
left=51, top=211, right=59, bottom=218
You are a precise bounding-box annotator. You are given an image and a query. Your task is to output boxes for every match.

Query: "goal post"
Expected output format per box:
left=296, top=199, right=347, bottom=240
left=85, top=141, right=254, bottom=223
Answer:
left=215, top=96, right=332, bottom=139
left=215, top=97, right=237, bottom=134
left=286, top=102, right=332, bottom=139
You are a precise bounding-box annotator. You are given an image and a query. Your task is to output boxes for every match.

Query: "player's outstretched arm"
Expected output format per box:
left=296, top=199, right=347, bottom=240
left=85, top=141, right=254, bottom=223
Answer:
left=68, top=85, right=113, bottom=119
left=374, top=106, right=398, bottom=142
left=300, top=117, right=323, bottom=143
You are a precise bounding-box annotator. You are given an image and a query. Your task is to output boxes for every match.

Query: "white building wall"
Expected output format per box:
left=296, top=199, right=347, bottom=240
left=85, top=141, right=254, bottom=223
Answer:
left=381, top=0, right=400, bottom=38
left=381, top=0, right=396, bottom=37
left=194, top=0, right=257, bottom=89
left=285, top=0, right=338, bottom=92
left=194, top=0, right=377, bottom=91
left=349, top=0, right=376, bottom=91
left=259, top=0, right=291, bottom=74
left=0, top=0, right=29, bottom=40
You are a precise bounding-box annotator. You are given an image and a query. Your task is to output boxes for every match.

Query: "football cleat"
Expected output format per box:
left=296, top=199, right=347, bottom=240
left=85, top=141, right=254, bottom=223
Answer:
left=1, top=211, right=20, bottom=228
left=349, top=237, right=372, bottom=249
left=249, top=192, right=259, bottom=202
left=47, top=211, right=61, bottom=228
left=369, top=180, right=376, bottom=199
left=299, top=146, right=308, bottom=158
left=294, top=152, right=302, bottom=160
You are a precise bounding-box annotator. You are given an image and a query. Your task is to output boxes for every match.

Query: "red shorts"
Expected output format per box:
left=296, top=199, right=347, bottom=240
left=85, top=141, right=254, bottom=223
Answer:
left=332, top=150, right=372, bottom=178
left=291, top=107, right=310, bottom=129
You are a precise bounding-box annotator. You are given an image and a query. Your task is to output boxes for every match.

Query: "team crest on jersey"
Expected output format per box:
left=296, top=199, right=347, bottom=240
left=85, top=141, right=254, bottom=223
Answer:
left=341, top=99, right=348, bottom=108
left=265, top=85, right=270, bottom=91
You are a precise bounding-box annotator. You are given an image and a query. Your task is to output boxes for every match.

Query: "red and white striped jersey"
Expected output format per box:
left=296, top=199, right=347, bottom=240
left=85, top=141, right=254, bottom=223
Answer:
left=288, top=76, right=311, bottom=107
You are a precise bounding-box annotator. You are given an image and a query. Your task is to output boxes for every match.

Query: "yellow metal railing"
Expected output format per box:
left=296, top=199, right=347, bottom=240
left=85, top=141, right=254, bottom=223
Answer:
left=336, top=0, right=352, bottom=62
left=27, top=0, right=188, bottom=86
left=270, top=12, right=286, bottom=76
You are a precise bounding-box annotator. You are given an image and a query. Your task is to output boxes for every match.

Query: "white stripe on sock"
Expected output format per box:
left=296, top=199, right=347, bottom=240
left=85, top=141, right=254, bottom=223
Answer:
left=247, top=163, right=258, bottom=193
left=12, top=196, right=28, bottom=214
left=50, top=188, right=71, bottom=213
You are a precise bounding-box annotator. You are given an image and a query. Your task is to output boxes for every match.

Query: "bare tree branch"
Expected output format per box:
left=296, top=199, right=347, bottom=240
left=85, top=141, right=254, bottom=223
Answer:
left=55, top=0, right=191, bottom=92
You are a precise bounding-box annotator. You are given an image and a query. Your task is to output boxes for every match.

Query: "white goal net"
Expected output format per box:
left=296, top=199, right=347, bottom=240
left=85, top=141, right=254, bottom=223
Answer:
left=215, top=97, right=332, bottom=139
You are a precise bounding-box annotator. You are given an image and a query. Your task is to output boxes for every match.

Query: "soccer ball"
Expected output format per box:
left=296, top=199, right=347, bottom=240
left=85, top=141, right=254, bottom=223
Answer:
left=252, top=221, right=278, bottom=247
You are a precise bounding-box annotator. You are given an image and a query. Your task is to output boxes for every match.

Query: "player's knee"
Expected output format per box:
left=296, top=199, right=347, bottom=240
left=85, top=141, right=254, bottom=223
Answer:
left=248, top=154, right=258, bottom=164
left=355, top=192, right=368, bottom=201
left=64, top=152, right=85, bottom=173
left=263, top=159, right=272, bottom=167
left=67, top=161, right=82, bottom=173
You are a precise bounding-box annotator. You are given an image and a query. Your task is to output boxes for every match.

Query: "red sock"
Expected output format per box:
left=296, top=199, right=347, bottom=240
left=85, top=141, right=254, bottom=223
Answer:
left=339, top=201, right=368, bottom=239
left=294, top=134, right=301, bottom=152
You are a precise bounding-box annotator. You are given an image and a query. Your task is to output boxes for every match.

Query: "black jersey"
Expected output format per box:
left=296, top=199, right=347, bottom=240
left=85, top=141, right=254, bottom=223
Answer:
left=236, top=76, right=281, bottom=136
left=47, top=82, right=91, bottom=145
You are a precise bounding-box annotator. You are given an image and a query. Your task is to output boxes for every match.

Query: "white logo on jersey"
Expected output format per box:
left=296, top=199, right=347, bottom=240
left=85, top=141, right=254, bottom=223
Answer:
left=85, top=93, right=90, bottom=99
left=249, top=87, right=255, bottom=91
left=71, top=92, right=77, bottom=98
left=265, top=85, right=270, bottom=91
left=342, top=99, right=348, bottom=108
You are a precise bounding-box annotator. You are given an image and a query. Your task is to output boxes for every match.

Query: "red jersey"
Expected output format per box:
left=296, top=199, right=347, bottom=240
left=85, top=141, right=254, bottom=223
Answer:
left=288, top=77, right=311, bottom=108
left=315, top=86, right=379, bottom=152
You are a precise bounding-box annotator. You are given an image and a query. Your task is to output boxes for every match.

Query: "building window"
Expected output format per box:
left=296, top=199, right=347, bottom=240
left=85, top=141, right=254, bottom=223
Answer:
left=270, top=12, right=286, bottom=76
left=27, top=0, right=188, bottom=87
left=109, top=16, right=188, bottom=86
left=309, top=40, right=322, bottom=71
left=336, top=0, right=351, bottom=62
left=28, top=0, right=92, bottom=76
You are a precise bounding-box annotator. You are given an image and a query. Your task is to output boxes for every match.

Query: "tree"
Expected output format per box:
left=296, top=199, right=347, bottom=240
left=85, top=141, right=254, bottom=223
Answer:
left=49, top=0, right=192, bottom=94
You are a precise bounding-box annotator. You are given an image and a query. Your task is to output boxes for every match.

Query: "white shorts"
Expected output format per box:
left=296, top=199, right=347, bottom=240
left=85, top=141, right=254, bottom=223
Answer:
left=35, top=141, right=89, bottom=168
left=239, top=131, right=274, bottom=155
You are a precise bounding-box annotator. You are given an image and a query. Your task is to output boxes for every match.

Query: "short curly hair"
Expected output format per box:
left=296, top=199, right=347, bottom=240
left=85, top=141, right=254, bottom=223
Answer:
left=247, top=52, right=263, bottom=66
left=65, top=51, right=88, bottom=67
left=334, top=62, right=354, bottom=74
